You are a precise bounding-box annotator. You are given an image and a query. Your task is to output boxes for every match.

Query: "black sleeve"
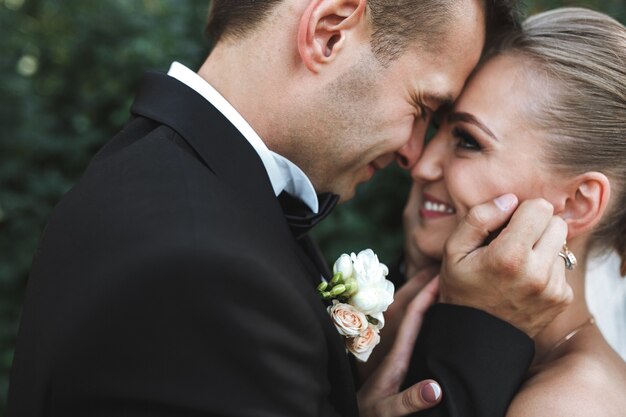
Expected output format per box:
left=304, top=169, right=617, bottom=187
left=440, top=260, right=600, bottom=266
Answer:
left=402, top=304, right=534, bottom=417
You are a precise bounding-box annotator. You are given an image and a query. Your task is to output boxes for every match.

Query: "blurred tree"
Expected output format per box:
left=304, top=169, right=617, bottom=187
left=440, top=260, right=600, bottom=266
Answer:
left=0, top=0, right=623, bottom=415
left=0, top=0, right=211, bottom=412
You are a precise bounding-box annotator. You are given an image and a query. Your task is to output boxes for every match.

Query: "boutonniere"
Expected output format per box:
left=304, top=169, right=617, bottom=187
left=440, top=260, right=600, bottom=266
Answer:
left=317, top=249, right=395, bottom=362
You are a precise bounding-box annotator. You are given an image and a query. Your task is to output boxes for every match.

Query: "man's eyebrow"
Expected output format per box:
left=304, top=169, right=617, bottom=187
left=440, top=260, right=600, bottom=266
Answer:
left=448, top=112, right=498, bottom=141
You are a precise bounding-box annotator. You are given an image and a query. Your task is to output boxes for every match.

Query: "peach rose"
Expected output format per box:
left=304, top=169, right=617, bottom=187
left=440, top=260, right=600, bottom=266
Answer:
left=346, top=324, right=381, bottom=362
left=327, top=301, right=369, bottom=337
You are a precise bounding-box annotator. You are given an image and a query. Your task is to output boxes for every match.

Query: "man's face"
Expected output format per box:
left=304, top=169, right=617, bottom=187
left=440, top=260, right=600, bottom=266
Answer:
left=286, top=0, right=486, bottom=202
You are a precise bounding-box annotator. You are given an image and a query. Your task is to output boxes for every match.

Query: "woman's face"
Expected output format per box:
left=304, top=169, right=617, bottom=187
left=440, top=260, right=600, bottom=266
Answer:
left=409, top=54, right=567, bottom=259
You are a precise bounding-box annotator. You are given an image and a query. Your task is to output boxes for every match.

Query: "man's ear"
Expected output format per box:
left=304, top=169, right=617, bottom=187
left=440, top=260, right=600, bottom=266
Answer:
left=297, top=0, right=367, bottom=73
left=559, top=172, right=611, bottom=239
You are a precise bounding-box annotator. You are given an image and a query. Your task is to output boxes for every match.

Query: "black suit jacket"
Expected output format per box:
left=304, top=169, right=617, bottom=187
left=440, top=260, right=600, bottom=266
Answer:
left=388, top=261, right=535, bottom=417
left=8, top=73, right=357, bottom=417
left=9, top=72, right=533, bottom=417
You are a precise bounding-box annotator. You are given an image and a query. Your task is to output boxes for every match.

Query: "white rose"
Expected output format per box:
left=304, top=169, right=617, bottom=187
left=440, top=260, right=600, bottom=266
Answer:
left=348, top=250, right=394, bottom=317
left=351, top=249, right=389, bottom=288
left=349, top=280, right=394, bottom=319
left=346, top=324, right=381, bottom=362
left=327, top=301, right=369, bottom=337
left=333, top=253, right=354, bottom=280
left=368, top=311, right=385, bottom=330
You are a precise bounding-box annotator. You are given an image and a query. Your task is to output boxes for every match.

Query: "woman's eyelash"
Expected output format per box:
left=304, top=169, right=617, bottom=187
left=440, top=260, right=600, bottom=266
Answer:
left=452, top=127, right=481, bottom=151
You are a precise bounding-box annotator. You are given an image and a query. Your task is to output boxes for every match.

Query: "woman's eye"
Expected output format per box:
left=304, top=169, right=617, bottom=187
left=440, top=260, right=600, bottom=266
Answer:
left=452, top=127, right=481, bottom=151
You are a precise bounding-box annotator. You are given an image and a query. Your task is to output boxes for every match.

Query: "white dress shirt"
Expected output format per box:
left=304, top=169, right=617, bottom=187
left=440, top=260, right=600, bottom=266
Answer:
left=167, top=61, right=319, bottom=213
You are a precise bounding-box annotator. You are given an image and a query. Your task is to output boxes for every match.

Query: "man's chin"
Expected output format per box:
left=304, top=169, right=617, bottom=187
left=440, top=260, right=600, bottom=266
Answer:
left=317, top=177, right=365, bottom=204
left=338, top=175, right=378, bottom=203
left=336, top=193, right=353, bottom=204
left=330, top=184, right=357, bottom=204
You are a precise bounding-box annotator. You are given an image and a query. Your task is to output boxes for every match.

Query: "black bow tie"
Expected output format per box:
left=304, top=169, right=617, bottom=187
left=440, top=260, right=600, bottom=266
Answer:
left=278, top=191, right=339, bottom=239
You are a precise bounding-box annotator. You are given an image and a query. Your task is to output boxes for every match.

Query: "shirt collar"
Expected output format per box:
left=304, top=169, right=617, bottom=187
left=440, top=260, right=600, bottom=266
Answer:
left=166, top=61, right=319, bottom=213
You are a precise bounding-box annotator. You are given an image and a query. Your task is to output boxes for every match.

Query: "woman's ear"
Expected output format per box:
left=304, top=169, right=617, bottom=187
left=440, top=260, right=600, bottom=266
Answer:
left=297, top=0, right=367, bottom=73
left=560, top=172, right=611, bottom=239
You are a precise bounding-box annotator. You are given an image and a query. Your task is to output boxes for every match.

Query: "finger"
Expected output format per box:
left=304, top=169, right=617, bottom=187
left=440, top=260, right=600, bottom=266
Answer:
left=445, top=194, right=519, bottom=257
left=541, top=216, right=574, bottom=306
left=527, top=215, right=567, bottom=295
left=497, top=199, right=555, bottom=252
left=523, top=254, right=571, bottom=337
left=532, top=215, right=567, bottom=264
left=361, top=268, right=439, bottom=379
left=371, top=278, right=439, bottom=393
left=393, top=266, right=439, bottom=310
left=530, top=216, right=568, bottom=303
left=381, top=380, right=442, bottom=417
left=388, top=277, right=439, bottom=363
left=544, top=246, right=573, bottom=307
left=543, top=252, right=568, bottom=303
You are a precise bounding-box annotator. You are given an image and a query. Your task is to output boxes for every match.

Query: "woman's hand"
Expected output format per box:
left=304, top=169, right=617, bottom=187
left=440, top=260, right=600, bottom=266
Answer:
left=357, top=266, right=439, bottom=381
left=357, top=277, right=442, bottom=417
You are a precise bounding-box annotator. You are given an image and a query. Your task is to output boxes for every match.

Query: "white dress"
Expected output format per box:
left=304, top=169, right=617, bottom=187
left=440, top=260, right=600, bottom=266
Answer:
left=585, top=251, right=626, bottom=360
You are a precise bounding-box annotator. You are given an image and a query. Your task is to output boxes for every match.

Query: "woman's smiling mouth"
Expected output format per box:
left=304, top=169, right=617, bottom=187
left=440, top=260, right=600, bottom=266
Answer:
left=420, top=193, right=456, bottom=218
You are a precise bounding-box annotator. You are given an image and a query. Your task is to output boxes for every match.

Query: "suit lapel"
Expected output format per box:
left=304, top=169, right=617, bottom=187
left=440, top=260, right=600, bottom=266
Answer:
left=299, top=235, right=333, bottom=279
left=292, top=238, right=360, bottom=417
left=131, top=72, right=278, bottom=222
left=130, top=72, right=359, bottom=416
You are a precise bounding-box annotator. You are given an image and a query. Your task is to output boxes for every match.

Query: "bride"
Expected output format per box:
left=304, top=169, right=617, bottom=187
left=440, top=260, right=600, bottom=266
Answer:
left=400, top=7, right=626, bottom=416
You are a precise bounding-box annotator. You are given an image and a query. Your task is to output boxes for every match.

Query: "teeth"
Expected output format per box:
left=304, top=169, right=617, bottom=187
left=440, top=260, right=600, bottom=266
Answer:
left=424, top=200, right=454, bottom=214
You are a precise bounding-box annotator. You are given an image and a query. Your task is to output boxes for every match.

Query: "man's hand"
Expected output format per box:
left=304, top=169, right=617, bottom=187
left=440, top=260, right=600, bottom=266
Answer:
left=357, top=278, right=442, bottom=417
left=440, top=194, right=574, bottom=337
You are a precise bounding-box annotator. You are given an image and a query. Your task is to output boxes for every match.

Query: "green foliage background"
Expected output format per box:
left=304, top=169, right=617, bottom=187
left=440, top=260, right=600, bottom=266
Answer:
left=0, top=0, right=623, bottom=413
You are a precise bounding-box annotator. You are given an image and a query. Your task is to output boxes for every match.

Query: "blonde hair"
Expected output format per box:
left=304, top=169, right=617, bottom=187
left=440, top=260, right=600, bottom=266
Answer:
left=495, top=8, right=626, bottom=274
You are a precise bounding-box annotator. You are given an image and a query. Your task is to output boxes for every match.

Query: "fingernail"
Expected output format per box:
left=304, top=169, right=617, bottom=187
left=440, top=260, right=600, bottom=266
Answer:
left=420, top=382, right=442, bottom=404
left=494, top=194, right=517, bottom=211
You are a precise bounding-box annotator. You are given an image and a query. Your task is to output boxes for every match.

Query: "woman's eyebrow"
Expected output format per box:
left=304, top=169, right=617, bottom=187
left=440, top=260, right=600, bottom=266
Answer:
left=448, top=112, right=498, bottom=141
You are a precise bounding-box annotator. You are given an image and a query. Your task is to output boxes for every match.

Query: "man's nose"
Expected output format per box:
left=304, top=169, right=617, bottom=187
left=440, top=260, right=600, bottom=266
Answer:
left=410, top=134, right=444, bottom=182
left=395, top=134, right=423, bottom=170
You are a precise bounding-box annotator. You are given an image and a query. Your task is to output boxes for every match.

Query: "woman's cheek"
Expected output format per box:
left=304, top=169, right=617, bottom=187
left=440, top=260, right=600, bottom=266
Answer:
left=447, top=162, right=512, bottom=208
left=445, top=163, right=484, bottom=205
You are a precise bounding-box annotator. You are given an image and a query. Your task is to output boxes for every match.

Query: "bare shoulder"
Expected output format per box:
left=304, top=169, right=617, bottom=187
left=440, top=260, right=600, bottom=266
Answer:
left=506, top=347, right=626, bottom=417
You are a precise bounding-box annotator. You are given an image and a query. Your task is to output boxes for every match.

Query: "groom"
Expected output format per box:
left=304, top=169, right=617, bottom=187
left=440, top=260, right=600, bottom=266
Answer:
left=8, top=1, right=572, bottom=416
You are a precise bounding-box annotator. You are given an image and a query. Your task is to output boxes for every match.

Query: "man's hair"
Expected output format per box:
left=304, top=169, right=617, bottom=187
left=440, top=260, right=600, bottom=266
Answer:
left=205, top=0, right=283, bottom=45
left=205, top=0, right=523, bottom=63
